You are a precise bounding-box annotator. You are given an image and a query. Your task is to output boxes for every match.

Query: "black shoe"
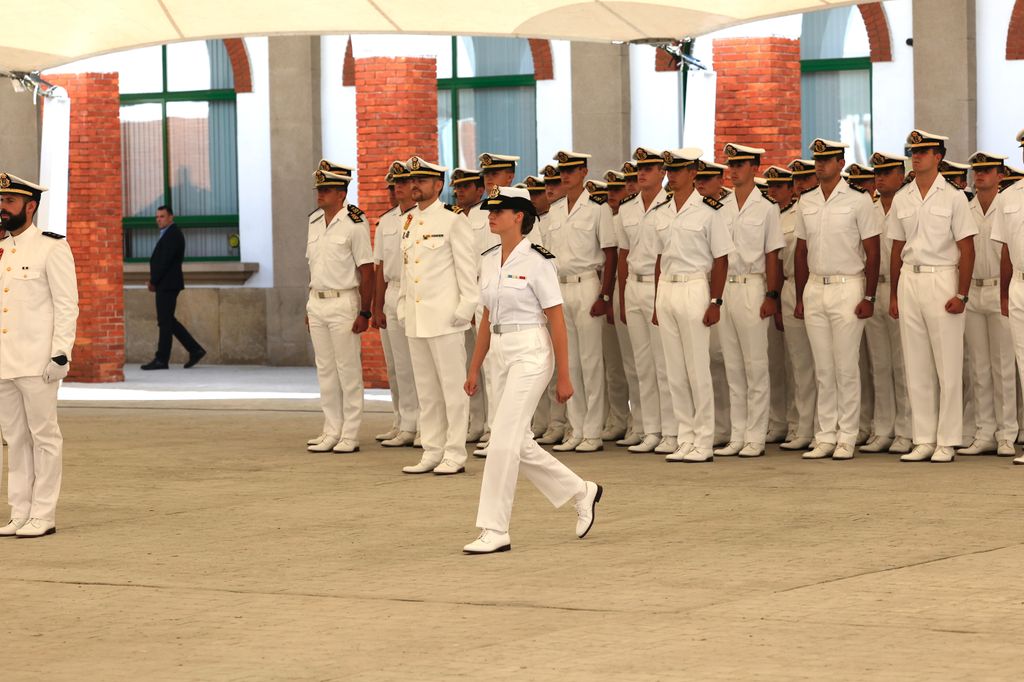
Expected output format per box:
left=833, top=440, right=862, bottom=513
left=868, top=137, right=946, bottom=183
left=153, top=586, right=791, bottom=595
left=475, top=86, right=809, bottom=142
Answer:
left=141, top=360, right=169, bottom=370
left=184, top=349, right=207, bottom=369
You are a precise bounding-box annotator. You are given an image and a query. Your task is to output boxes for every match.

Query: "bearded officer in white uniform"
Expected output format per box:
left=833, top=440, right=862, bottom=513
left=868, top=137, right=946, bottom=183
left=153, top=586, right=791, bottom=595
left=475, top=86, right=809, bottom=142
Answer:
left=545, top=151, right=617, bottom=453
left=398, top=157, right=479, bottom=475
left=371, top=162, right=419, bottom=448
left=305, top=164, right=375, bottom=454
left=793, top=140, right=881, bottom=461
left=618, top=147, right=678, bottom=455
left=765, top=166, right=817, bottom=451
left=963, top=151, right=1017, bottom=457
left=463, top=187, right=601, bottom=554
left=654, top=149, right=733, bottom=463
left=715, top=144, right=785, bottom=458
left=0, top=173, right=78, bottom=538
left=888, top=130, right=977, bottom=463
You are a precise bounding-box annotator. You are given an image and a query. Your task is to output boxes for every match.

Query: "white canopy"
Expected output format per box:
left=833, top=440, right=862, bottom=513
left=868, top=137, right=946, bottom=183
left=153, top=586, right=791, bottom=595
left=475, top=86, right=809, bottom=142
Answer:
left=3, top=0, right=863, bottom=72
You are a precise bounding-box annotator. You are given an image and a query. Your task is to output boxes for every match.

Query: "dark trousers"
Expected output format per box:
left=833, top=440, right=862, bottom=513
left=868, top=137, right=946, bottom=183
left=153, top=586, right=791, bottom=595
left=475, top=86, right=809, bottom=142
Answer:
left=155, top=290, right=203, bottom=362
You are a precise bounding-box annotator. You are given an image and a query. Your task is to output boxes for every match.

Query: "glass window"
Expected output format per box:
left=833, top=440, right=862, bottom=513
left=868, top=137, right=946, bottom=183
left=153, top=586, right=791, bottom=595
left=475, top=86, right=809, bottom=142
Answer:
left=119, top=41, right=239, bottom=262
left=801, top=7, right=870, bottom=60
left=456, top=37, right=534, bottom=78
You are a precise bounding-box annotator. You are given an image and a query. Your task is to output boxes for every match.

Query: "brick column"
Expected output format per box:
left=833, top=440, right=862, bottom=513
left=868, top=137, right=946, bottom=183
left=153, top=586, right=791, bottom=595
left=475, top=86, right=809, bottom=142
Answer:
left=47, top=73, right=125, bottom=383
left=354, top=56, right=438, bottom=388
left=713, top=38, right=802, bottom=173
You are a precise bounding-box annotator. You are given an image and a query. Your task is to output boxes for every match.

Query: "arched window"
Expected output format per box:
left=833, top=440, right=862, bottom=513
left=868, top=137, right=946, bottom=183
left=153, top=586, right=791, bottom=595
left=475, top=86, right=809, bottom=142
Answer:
left=437, top=36, right=537, bottom=194
left=120, top=40, right=239, bottom=261
left=801, top=7, right=872, bottom=163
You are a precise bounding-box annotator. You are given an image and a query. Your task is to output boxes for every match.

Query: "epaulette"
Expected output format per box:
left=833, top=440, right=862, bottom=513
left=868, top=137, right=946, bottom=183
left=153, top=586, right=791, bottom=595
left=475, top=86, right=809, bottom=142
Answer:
left=944, top=176, right=961, bottom=189
left=379, top=206, right=398, bottom=220
left=531, top=243, right=556, bottom=259
left=309, top=208, right=323, bottom=223
left=41, top=231, right=66, bottom=239
left=999, top=183, right=1010, bottom=193
left=620, top=193, right=639, bottom=205
left=652, top=196, right=674, bottom=211
left=872, top=193, right=880, bottom=203
left=703, top=196, right=724, bottom=211
left=964, top=190, right=975, bottom=202
left=719, top=188, right=733, bottom=199
left=346, top=204, right=365, bottom=223
left=847, top=182, right=868, bottom=194
left=444, top=203, right=463, bottom=214
left=780, top=199, right=797, bottom=213
left=481, top=244, right=500, bottom=256
left=762, top=192, right=778, bottom=204
left=589, top=194, right=608, bottom=205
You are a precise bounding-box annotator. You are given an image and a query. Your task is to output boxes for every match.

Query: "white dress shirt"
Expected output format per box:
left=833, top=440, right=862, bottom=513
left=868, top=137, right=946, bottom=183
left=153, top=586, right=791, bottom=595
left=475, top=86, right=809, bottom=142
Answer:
left=481, top=239, right=563, bottom=329
left=307, top=206, right=374, bottom=291
left=723, top=189, right=785, bottom=275
left=990, top=182, right=1024, bottom=266
left=968, top=193, right=1002, bottom=279
left=373, top=205, right=414, bottom=283
left=617, top=187, right=670, bottom=276
left=544, top=189, right=617, bottom=276
left=885, top=176, right=977, bottom=265
left=793, top=181, right=881, bottom=275
left=779, top=200, right=799, bottom=279
left=655, top=190, right=734, bottom=274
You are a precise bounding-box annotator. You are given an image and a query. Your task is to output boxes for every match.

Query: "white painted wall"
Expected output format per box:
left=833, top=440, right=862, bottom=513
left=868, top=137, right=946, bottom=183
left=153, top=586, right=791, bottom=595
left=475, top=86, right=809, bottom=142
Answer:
left=977, top=0, right=1024, bottom=158
left=320, top=36, right=360, bottom=204
left=628, top=44, right=680, bottom=152
left=536, top=39, right=573, bottom=169
left=236, top=37, right=273, bottom=288
left=872, top=0, right=915, bottom=156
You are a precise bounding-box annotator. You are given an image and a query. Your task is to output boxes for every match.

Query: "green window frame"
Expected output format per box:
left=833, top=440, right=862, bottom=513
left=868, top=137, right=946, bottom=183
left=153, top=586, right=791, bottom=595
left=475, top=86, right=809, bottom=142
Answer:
left=120, top=44, right=240, bottom=263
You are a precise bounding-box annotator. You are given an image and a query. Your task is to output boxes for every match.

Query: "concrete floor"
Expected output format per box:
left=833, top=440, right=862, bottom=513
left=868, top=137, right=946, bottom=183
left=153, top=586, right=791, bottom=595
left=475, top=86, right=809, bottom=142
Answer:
left=4, top=371, right=1024, bottom=680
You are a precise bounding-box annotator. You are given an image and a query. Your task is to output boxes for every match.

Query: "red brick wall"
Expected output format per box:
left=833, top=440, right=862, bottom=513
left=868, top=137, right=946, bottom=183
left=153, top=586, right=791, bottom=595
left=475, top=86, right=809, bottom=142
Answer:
left=354, top=56, right=438, bottom=388
left=47, top=73, right=125, bottom=382
left=528, top=39, right=554, bottom=80
left=223, top=39, right=253, bottom=93
left=713, top=38, right=802, bottom=174
left=858, top=3, right=893, bottom=63
left=1009, top=0, right=1024, bottom=59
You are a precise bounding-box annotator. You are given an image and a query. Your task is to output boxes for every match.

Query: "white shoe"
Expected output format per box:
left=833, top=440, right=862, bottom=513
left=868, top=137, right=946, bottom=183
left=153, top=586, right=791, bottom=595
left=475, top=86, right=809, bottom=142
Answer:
left=601, top=426, right=627, bottom=442
left=997, top=440, right=1016, bottom=457
left=463, top=529, right=511, bottom=554
left=714, top=441, right=743, bottom=456
left=616, top=431, right=643, bottom=447
left=682, top=447, right=714, bottom=463
left=307, top=432, right=329, bottom=446
left=466, top=429, right=485, bottom=443
left=766, top=428, right=787, bottom=444
left=532, top=425, right=547, bottom=439
left=381, top=431, right=416, bottom=447
left=553, top=436, right=583, bottom=452
left=473, top=445, right=488, bottom=458
left=956, top=439, right=996, bottom=455
left=803, top=443, right=835, bottom=459
left=574, top=482, right=603, bottom=538
left=628, top=434, right=661, bottom=453
left=575, top=438, right=604, bottom=453
left=413, top=432, right=422, bottom=448
left=433, top=458, right=466, bottom=475
left=374, top=428, right=399, bottom=442
left=832, top=443, right=855, bottom=460
left=0, top=518, right=28, bottom=537
left=779, top=437, right=812, bottom=451
left=307, top=436, right=339, bottom=453
left=15, top=518, right=55, bottom=538
left=654, top=437, right=678, bottom=454
left=537, top=427, right=565, bottom=445
left=738, top=443, right=764, bottom=458
left=930, top=446, right=955, bottom=463
left=1013, top=453, right=1024, bottom=465
left=663, top=442, right=694, bottom=462
left=402, top=459, right=439, bottom=474
left=476, top=440, right=490, bottom=450
left=889, top=436, right=913, bottom=454
left=332, top=439, right=359, bottom=453
left=859, top=436, right=892, bottom=453
left=900, top=444, right=935, bottom=462
left=856, top=429, right=870, bottom=446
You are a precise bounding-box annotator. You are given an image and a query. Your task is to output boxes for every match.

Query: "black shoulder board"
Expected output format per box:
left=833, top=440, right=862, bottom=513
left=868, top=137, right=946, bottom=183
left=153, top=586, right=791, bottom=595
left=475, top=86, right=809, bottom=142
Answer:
left=999, top=183, right=1010, bottom=193
left=620, top=193, right=639, bottom=205
left=531, top=243, right=556, bottom=259
left=589, top=194, right=608, bottom=205
left=42, top=231, right=66, bottom=239
left=347, top=204, right=365, bottom=223
left=762, top=192, right=778, bottom=204
left=703, top=196, right=723, bottom=211
left=780, top=200, right=797, bottom=213
left=481, top=244, right=500, bottom=256
left=652, top=196, right=674, bottom=211
left=964, top=190, right=975, bottom=202
left=847, top=182, right=868, bottom=194
left=379, top=206, right=398, bottom=220
left=444, top=203, right=463, bottom=214
left=944, top=176, right=961, bottom=189
left=719, top=188, right=733, bottom=198
left=308, top=208, right=323, bottom=223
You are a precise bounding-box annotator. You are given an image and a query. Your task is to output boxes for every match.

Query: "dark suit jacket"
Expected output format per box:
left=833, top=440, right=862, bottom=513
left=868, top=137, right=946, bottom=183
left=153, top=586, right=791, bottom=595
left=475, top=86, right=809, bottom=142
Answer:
left=149, top=223, right=186, bottom=292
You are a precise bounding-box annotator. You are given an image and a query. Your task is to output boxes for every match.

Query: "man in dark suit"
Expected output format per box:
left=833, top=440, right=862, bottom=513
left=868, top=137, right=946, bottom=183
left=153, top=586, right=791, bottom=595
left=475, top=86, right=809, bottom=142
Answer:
left=142, top=205, right=205, bottom=370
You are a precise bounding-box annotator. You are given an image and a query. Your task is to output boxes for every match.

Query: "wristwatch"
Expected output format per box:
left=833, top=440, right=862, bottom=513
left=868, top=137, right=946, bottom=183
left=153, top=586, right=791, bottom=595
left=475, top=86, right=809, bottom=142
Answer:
left=956, top=294, right=969, bottom=304
left=359, top=310, right=372, bottom=319
left=600, top=294, right=611, bottom=303
left=863, top=295, right=877, bottom=303
left=765, top=290, right=780, bottom=300
left=710, top=298, right=723, bottom=306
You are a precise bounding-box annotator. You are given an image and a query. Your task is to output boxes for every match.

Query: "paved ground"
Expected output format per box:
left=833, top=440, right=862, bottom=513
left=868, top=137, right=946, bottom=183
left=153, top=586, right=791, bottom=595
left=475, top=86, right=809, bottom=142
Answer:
left=3, top=371, right=1024, bottom=680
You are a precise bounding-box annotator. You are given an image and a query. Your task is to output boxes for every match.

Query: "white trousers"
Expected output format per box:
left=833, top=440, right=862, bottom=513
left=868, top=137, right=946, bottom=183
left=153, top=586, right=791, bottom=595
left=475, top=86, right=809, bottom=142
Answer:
left=467, top=321, right=489, bottom=435
left=476, top=328, right=585, bottom=533
left=804, top=278, right=866, bottom=445
left=719, top=279, right=770, bottom=446
left=656, top=278, right=715, bottom=449
left=0, top=376, right=62, bottom=522
left=863, top=281, right=899, bottom=439
left=781, top=282, right=817, bottom=439
left=408, top=332, right=469, bottom=465
left=562, top=276, right=606, bottom=440
left=602, top=317, right=631, bottom=432
left=614, top=293, right=643, bottom=433
left=767, top=321, right=788, bottom=433
left=710, top=326, right=730, bottom=443
left=383, top=286, right=419, bottom=433
left=1009, top=280, right=1024, bottom=440
left=965, top=282, right=1018, bottom=442
left=307, top=291, right=364, bottom=441
left=625, top=280, right=675, bottom=437
left=898, top=268, right=965, bottom=447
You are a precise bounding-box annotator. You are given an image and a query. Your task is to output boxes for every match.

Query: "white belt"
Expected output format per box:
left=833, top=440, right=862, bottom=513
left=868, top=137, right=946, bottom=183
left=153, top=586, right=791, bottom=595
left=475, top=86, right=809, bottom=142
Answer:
left=630, top=274, right=657, bottom=283
left=311, top=289, right=354, bottom=299
left=492, top=323, right=544, bottom=335
left=1017, top=271, right=1024, bottom=282
left=727, top=273, right=764, bottom=284
left=809, top=273, right=864, bottom=285
left=558, top=271, right=599, bottom=284
left=664, top=273, right=707, bottom=283
left=906, top=264, right=956, bottom=273
left=972, top=277, right=999, bottom=287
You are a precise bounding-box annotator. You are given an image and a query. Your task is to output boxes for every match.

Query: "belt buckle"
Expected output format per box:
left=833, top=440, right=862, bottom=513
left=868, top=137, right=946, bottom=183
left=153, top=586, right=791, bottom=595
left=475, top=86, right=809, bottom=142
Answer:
left=821, top=276, right=832, bottom=285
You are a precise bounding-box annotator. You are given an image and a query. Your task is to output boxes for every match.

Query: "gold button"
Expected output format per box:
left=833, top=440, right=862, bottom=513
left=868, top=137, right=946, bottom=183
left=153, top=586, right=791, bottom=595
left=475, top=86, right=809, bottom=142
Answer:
left=5, top=267, right=9, bottom=272
left=418, top=221, right=424, bottom=225
left=10, top=248, right=14, bottom=253
left=415, top=298, right=421, bottom=303
left=415, top=259, right=420, bottom=264
left=2, top=330, right=7, bottom=334
left=2, top=289, right=7, bottom=293
left=415, top=240, right=420, bottom=245
left=2, top=308, right=6, bottom=313
left=415, top=278, right=420, bottom=284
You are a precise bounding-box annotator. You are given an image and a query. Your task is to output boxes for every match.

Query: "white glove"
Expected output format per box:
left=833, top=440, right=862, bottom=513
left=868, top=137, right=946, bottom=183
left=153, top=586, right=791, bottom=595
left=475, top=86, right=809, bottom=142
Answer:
left=42, top=360, right=70, bottom=384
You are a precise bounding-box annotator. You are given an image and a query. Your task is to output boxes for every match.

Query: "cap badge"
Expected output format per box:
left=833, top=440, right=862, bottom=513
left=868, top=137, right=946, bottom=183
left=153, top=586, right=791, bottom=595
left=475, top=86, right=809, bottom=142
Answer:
left=488, top=186, right=501, bottom=198
left=909, top=131, right=923, bottom=144
left=557, top=151, right=570, bottom=163
left=724, top=144, right=737, bottom=157
left=480, top=154, right=493, bottom=166
left=636, top=148, right=648, bottom=160
left=813, top=140, right=827, bottom=153
left=319, top=160, right=331, bottom=171
left=409, top=157, right=421, bottom=170
left=315, top=170, right=326, bottom=182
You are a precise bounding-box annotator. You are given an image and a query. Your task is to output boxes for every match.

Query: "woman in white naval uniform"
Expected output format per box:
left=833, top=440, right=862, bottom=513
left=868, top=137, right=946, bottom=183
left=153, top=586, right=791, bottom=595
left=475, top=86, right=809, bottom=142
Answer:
left=463, top=187, right=603, bottom=555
